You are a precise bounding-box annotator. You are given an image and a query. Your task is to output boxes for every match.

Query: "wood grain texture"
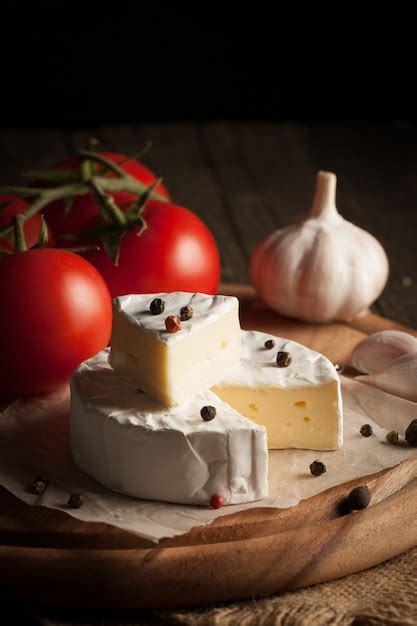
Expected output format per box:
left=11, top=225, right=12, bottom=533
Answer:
left=349, top=311, right=417, bottom=337
left=1, top=461, right=417, bottom=610
left=0, top=122, right=415, bottom=325
left=221, top=283, right=366, bottom=364
left=0, top=285, right=416, bottom=610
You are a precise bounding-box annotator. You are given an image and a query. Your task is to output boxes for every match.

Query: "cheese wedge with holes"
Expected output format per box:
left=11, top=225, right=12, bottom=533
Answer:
left=109, top=293, right=241, bottom=407
left=212, top=330, right=343, bottom=450
left=71, top=349, right=268, bottom=505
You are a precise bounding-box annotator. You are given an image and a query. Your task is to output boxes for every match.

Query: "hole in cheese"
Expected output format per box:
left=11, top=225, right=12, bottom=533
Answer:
left=303, top=416, right=312, bottom=422
left=294, top=401, right=307, bottom=408
left=249, top=403, right=259, bottom=412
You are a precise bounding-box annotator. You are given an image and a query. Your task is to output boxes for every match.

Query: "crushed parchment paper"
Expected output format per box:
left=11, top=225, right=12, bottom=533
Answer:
left=0, top=377, right=416, bottom=543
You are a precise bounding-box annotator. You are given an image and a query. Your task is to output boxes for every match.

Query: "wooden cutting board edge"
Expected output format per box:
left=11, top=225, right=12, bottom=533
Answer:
left=0, top=283, right=416, bottom=609
left=2, top=464, right=417, bottom=610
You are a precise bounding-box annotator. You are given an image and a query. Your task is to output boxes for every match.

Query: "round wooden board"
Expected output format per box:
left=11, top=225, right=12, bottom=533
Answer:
left=1, top=284, right=416, bottom=610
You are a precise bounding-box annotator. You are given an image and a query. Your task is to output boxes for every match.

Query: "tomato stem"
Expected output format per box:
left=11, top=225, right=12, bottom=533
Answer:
left=80, top=158, right=93, bottom=183
left=115, top=141, right=153, bottom=167
left=78, top=150, right=129, bottom=180
left=13, top=214, right=27, bottom=252
left=0, top=176, right=167, bottom=240
left=89, top=178, right=127, bottom=225
left=0, top=186, right=46, bottom=197
left=23, top=169, right=80, bottom=184
left=80, top=139, right=100, bottom=183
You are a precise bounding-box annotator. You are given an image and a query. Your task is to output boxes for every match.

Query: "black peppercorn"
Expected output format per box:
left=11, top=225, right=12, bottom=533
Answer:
left=149, top=298, right=165, bottom=315
left=201, top=406, right=217, bottom=421
left=386, top=431, right=399, bottom=445
left=346, top=485, right=371, bottom=510
left=264, top=339, right=276, bottom=350
left=309, top=460, right=326, bottom=476
left=180, top=305, right=193, bottom=321
left=68, top=493, right=84, bottom=509
left=32, top=473, right=49, bottom=495
left=405, top=419, right=417, bottom=447
left=360, top=424, right=373, bottom=437
left=276, top=351, right=292, bottom=367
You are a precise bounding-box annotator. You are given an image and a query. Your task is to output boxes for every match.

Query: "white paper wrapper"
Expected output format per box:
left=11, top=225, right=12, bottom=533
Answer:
left=0, top=377, right=416, bottom=543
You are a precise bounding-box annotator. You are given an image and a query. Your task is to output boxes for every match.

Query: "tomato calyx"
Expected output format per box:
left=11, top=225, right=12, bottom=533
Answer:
left=30, top=215, right=49, bottom=249
left=88, top=177, right=127, bottom=225
left=66, top=177, right=160, bottom=265
left=0, top=146, right=167, bottom=244
left=24, top=141, right=153, bottom=190
left=6, top=213, right=49, bottom=254
left=1, top=205, right=98, bottom=257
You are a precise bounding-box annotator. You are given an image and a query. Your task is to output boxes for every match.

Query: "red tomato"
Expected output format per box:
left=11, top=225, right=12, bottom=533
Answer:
left=0, top=240, right=12, bottom=253
left=81, top=200, right=221, bottom=297
left=0, top=195, right=43, bottom=250
left=0, top=249, right=112, bottom=396
left=41, top=152, right=170, bottom=241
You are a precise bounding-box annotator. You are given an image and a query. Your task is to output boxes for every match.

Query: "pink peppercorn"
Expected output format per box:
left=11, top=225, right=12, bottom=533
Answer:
left=165, top=315, right=182, bottom=333
left=210, top=493, right=224, bottom=509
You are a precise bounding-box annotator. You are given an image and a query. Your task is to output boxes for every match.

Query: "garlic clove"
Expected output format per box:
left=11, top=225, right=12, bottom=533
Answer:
left=348, top=330, right=417, bottom=374
left=355, top=351, right=417, bottom=402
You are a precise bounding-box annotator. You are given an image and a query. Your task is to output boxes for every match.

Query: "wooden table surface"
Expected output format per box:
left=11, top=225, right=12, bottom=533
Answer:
left=0, top=120, right=415, bottom=327
left=0, top=121, right=416, bottom=624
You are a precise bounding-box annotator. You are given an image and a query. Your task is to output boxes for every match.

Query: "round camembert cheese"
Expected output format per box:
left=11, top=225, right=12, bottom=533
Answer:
left=71, top=300, right=343, bottom=506
left=71, top=349, right=268, bottom=506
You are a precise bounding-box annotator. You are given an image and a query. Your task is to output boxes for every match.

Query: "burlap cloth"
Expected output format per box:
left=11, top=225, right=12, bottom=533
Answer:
left=28, top=544, right=417, bottom=626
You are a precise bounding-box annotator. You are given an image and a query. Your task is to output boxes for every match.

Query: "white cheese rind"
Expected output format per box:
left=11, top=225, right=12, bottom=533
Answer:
left=213, top=330, right=343, bottom=450
left=70, top=349, right=268, bottom=506
left=109, top=292, right=241, bottom=406
left=112, top=292, right=239, bottom=345
left=219, top=330, right=342, bottom=389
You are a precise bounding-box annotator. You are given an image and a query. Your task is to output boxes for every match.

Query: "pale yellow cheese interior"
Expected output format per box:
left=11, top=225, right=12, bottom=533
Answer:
left=110, top=308, right=241, bottom=406
left=212, top=380, right=341, bottom=449
left=109, top=312, right=168, bottom=402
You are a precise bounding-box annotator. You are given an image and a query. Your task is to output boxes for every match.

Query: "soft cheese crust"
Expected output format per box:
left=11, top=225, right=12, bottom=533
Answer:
left=70, top=349, right=268, bottom=505
left=113, top=292, right=239, bottom=345
left=217, top=330, right=341, bottom=389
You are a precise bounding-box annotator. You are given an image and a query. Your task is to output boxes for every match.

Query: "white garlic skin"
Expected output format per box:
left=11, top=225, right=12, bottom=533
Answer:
left=250, top=171, right=389, bottom=323
left=349, top=330, right=417, bottom=374
left=356, top=351, right=417, bottom=402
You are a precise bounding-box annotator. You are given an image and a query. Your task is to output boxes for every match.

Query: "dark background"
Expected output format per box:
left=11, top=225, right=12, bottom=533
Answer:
left=0, top=3, right=415, bottom=327
left=1, top=2, right=416, bottom=125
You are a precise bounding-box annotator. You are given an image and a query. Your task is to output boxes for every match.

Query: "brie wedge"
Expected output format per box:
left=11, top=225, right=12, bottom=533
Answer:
left=212, top=330, right=343, bottom=450
left=109, top=293, right=241, bottom=406
left=71, top=349, right=268, bottom=506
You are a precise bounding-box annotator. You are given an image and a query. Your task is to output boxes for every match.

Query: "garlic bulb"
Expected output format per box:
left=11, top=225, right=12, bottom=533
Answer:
left=250, top=171, right=389, bottom=322
left=356, top=351, right=417, bottom=402
left=349, top=330, right=417, bottom=374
